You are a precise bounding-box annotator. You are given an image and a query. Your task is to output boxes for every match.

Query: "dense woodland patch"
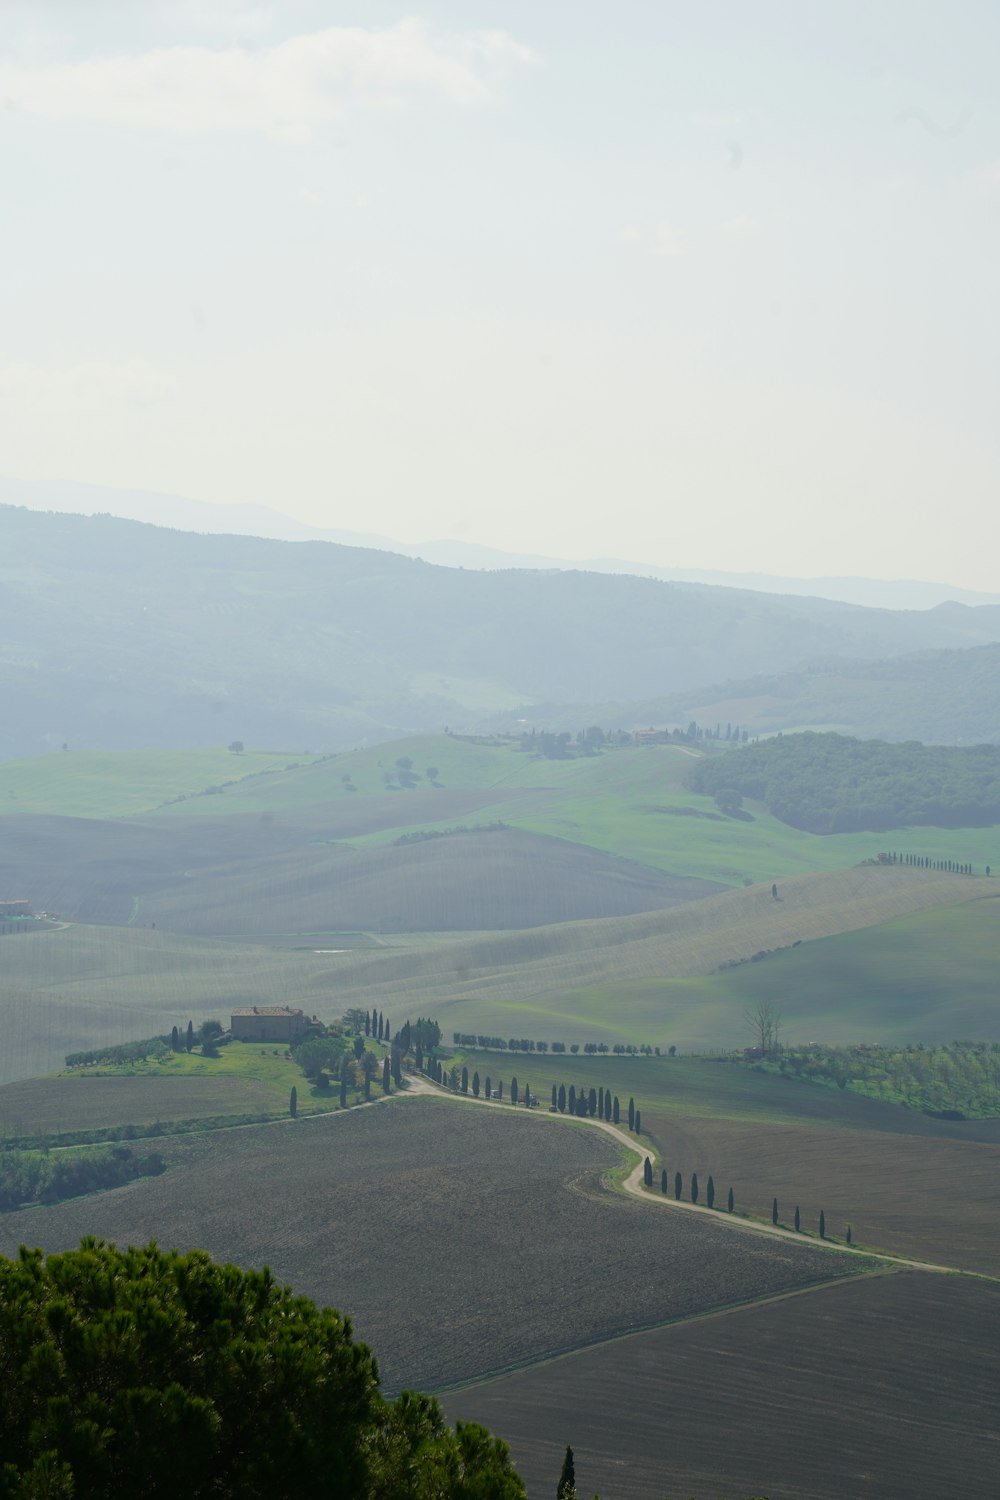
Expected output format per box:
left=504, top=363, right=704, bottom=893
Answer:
left=689, top=731, right=1000, bottom=833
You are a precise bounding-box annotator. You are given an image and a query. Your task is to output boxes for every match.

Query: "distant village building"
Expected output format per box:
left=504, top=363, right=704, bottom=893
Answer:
left=230, top=1006, right=311, bottom=1043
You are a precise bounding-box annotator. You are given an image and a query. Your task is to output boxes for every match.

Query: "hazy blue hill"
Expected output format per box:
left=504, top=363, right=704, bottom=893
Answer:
left=489, top=643, right=1000, bottom=747
left=4, top=505, right=1000, bottom=759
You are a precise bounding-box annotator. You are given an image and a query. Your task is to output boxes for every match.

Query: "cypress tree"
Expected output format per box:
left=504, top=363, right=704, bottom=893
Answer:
left=377, top=1013, right=384, bottom=1042
left=382, top=1057, right=391, bottom=1093
left=497, top=1079, right=503, bottom=1101
left=613, top=1096, right=620, bottom=1125
left=643, top=1156, right=653, bottom=1187
left=707, top=1175, right=715, bottom=1209
left=384, top=1023, right=392, bottom=1045
left=185, top=1020, right=194, bottom=1053
left=365, top=1011, right=371, bottom=1037
left=674, top=1171, right=682, bottom=1200
left=568, top=1085, right=576, bottom=1114
left=847, top=1224, right=853, bottom=1245
left=628, top=1097, right=636, bottom=1131
left=794, top=1205, right=800, bottom=1232
left=415, top=1043, right=423, bottom=1073
left=485, top=1075, right=492, bottom=1100
left=557, top=1445, right=576, bottom=1500
left=634, top=1109, right=641, bottom=1134
left=772, top=1197, right=779, bottom=1225
left=598, top=1087, right=604, bottom=1118
left=461, top=1065, right=469, bottom=1094
left=551, top=1083, right=557, bottom=1109
left=661, top=1168, right=668, bottom=1194
left=557, top=1082, right=566, bottom=1113
left=170, top=1025, right=179, bottom=1052
left=588, top=1087, right=597, bottom=1117
left=392, top=1049, right=401, bottom=1086
left=474, top=1072, right=481, bottom=1098
left=727, top=1186, right=734, bottom=1213
left=289, top=1086, right=297, bottom=1118
left=511, top=1076, right=519, bottom=1106
left=819, top=1209, right=826, bottom=1239
left=690, top=1172, right=699, bottom=1203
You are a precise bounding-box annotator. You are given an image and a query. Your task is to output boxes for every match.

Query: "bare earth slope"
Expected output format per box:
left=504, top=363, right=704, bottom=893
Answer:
left=447, top=1270, right=1000, bottom=1500
left=0, top=1097, right=863, bottom=1395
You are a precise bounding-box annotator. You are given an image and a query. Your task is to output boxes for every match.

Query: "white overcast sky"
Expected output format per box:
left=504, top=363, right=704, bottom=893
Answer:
left=2, top=1, right=999, bottom=586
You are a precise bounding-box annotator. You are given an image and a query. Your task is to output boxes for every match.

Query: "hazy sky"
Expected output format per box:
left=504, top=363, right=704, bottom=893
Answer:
left=2, top=1, right=999, bottom=585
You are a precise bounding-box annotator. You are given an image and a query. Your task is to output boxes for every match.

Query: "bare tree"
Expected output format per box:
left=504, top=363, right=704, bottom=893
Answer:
left=743, top=998, right=782, bottom=1056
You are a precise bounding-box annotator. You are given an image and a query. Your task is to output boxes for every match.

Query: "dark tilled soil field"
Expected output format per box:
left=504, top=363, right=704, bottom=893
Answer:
left=0, top=1097, right=864, bottom=1394
left=0, top=1074, right=281, bottom=1136
left=643, top=1113, right=1000, bottom=1276
left=447, top=1269, right=1000, bottom=1500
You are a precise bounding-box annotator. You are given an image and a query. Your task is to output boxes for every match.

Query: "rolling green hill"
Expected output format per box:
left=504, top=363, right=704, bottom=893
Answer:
left=1, top=867, right=989, bottom=1084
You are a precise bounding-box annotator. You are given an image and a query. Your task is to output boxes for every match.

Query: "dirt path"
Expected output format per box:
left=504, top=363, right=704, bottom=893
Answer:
left=406, top=1074, right=985, bottom=1280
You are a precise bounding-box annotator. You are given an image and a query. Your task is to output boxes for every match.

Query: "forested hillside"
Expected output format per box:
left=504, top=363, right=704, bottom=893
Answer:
left=689, top=733, right=1000, bottom=834
left=4, top=505, right=1000, bottom=759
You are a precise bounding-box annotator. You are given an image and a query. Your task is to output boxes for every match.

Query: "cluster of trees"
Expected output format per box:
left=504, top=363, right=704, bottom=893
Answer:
left=547, top=1084, right=643, bottom=1132
left=452, top=1035, right=666, bottom=1057
left=690, top=730, right=1000, bottom=833
left=0, top=1146, right=165, bottom=1212
left=0, top=1239, right=526, bottom=1499
left=426, top=1061, right=533, bottom=1106
left=756, top=1039, right=1000, bottom=1119
left=65, top=1021, right=228, bottom=1068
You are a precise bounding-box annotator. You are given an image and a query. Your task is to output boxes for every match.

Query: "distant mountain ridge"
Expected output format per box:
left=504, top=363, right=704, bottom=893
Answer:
left=3, top=475, right=997, bottom=612
left=3, top=503, right=1000, bottom=760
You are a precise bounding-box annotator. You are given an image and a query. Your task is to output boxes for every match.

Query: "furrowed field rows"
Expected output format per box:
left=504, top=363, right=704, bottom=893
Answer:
left=0, top=1097, right=867, bottom=1395
left=447, top=1270, right=1000, bottom=1500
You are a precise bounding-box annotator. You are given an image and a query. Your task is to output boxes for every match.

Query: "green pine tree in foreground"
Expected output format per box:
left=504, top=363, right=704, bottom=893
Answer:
left=0, top=1240, right=526, bottom=1500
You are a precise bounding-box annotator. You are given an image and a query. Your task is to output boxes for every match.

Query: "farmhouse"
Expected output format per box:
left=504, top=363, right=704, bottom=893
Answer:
left=230, top=1005, right=311, bottom=1043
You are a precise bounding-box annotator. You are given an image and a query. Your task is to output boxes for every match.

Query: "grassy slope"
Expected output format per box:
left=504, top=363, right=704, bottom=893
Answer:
left=1, top=869, right=991, bottom=1085
left=0, top=747, right=315, bottom=820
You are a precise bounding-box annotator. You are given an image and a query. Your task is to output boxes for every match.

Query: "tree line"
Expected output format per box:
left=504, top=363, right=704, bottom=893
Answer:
left=452, top=1034, right=667, bottom=1057
left=0, top=1145, right=165, bottom=1212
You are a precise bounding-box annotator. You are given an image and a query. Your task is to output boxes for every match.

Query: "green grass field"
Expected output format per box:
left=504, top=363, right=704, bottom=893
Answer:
left=0, top=747, right=317, bottom=819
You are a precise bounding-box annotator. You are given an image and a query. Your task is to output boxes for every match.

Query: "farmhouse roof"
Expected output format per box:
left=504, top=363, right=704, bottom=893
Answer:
left=231, top=1005, right=305, bottom=1018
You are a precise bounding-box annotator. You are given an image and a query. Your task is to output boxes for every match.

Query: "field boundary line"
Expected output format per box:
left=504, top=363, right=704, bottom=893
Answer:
left=430, top=1264, right=904, bottom=1397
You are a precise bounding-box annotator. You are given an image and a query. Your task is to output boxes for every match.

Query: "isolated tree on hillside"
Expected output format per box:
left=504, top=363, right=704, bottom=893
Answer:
left=674, top=1171, right=682, bottom=1200
left=661, top=1168, right=668, bottom=1194
left=628, top=1097, right=635, bottom=1131
left=557, top=1445, right=576, bottom=1500
left=744, top=999, right=782, bottom=1057
left=727, top=1186, right=734, bottom=1213
left=819, top=1209, right=826, bottom=1239
left=643, top=1157, right=653, bottom=1187
left=794, top=1205, right=801, bottom=1232
left=707, top=1175, right=715, bottom=1209
left=846, top=1224, right=853, bottom=1245
left=289, top=1086, right=297, bottom=1118
left=772, top=1197, right=779, bottom=1225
